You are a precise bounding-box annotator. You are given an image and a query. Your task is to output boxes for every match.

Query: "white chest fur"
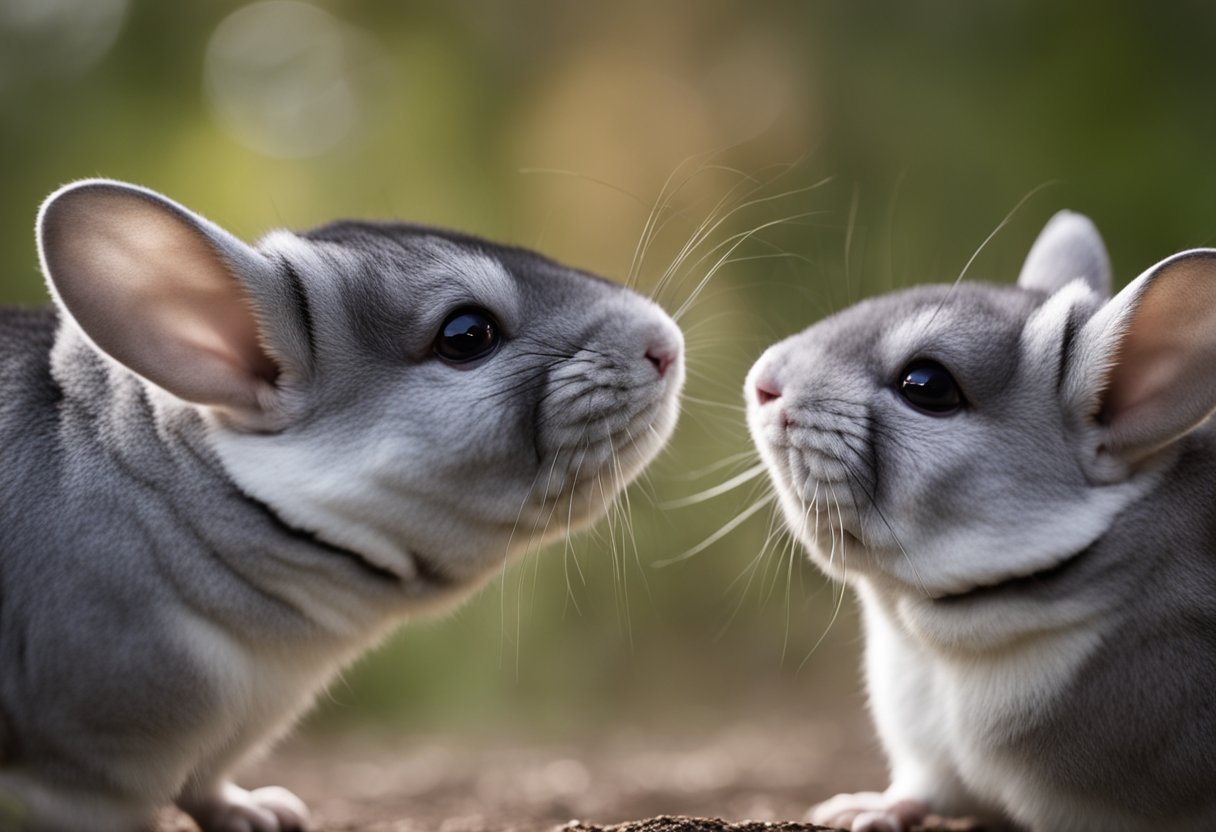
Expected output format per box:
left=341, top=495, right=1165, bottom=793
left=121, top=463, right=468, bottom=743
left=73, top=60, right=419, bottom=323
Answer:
left=859, top=582, right=1113, bottom=826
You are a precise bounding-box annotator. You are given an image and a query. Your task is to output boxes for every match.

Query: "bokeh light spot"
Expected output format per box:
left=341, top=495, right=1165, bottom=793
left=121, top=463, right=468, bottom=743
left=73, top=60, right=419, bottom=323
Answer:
left=0, top=0, right=128, bottom=83
left=204, top=1, right=383, bottom=158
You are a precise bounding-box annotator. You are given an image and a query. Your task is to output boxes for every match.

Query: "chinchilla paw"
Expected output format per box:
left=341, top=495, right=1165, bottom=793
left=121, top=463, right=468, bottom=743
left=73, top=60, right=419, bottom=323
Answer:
left=183, top=783, right=310, bottom=832
left=809, top=791, right=930, bottom=832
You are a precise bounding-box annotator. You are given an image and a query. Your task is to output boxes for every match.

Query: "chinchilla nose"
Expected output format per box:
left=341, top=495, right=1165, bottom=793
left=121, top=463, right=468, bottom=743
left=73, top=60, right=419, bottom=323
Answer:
left=645, top=340, right=679, bottom=377
left=642, top=317, right=683, bottom=378
left=754, top=376, right=782, bottom=405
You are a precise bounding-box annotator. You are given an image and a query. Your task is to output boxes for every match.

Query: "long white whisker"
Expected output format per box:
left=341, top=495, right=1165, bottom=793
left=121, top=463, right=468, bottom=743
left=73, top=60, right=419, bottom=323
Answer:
left=844, top=183, right=860, bottom=305
left=653, top=494, right=776, bottom=567
left=885, top=169, right=908, bottom=292
left=660, top=463, right=768, bottom=509
left=655, top=176, right=832, bottom=306
left=629, top=153, right=707, bottom=289
left=498, top=462, right=548, bottom=668
left=923, top=181, right=1060, bottom=331
left=673, top=212, right=822, bottom=323
left=663, top=450, right=759, bottom=482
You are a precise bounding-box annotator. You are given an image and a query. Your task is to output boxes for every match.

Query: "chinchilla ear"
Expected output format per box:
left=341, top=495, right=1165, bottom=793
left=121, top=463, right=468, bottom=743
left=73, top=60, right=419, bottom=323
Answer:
left=1067, top=249, right=1216, bottom=478
left=1018, top=210, right=1112, bottom=298
left=38, top=179, right=284, bottom=423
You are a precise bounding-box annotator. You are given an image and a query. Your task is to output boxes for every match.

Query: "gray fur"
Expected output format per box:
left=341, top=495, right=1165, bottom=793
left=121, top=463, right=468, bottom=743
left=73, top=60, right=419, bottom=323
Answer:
left=1017, top=209, right=1112, bottom=297
left=0, top=180, right=684, bottom=831
left=747, top=212, right=1216, bottom=831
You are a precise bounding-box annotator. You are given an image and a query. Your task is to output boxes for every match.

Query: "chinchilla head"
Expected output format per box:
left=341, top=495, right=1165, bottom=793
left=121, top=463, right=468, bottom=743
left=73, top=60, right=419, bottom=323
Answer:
left=747, top=210, right=1216, bottom=647
left=37, top=179, right=684, bottom=587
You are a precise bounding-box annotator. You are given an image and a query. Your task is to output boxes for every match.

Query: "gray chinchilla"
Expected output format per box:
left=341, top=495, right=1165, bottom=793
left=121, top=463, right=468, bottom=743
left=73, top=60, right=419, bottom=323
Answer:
left=0, top=180, right=684, bottom=831
left=747, top=210, right=1216, bottom=831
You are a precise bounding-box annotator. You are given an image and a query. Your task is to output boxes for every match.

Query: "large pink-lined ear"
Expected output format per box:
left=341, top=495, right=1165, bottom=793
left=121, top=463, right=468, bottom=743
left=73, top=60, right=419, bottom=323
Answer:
left=1076, top=249, right=1216, bottom=473
left=38, top=179, right=280, bottom=418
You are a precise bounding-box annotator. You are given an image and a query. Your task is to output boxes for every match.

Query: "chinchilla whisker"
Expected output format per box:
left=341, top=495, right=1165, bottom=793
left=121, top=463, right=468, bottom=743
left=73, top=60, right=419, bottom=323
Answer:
left=657, top=173, right=829, bottom=301
left=561, top=442, right=592, bottom=616
left=718, top=559, right=766, bottom=641
left=561, top=541, right=584, bottom=618
left=780, top=522, right=802, bottom=665
left=486, top=376, right=551, bottom=402
left=672, top=211, right=822, bottom=323
left=824, top=482, right=839, bottom=579
left=664, top=204, right=811, bottom=311
left=682, top=366, right=748, bottom=400
left=759, top=507, right=793, bottom=605
left=672, top=248, right=828, bottom=326
left=561, top=444, right=597, bottom=616
left=797, top=550, right=849, bottom=673
left=681, top=394, right=747, bottom=414
left=614, top=440, right=654, bottom=616
left=653, top=167, right=828, bottom=304
left=671, top=213, right=823, bottom=319
left=714, top=489, right=785, bottom=641
left=518, top=436, right=595, bottom=670
left=660, top=463, right=768, bottom=509
left=923, top=180, right=1059, bottom=334
left=490, top=356, right=564, bottom=379
left=652, top=493, right=776, bottom=567
left=646, top=424, right=684, bottom=471
left=634, top=458, right=662, bottom=506
left=498, top=462, right=549, bottom=660
left=519, top=166, right=652, bottom=211
left=640, top=153, right=800, bottom=297
left=837, top=455, right=930, bottom=599
left=715, top=547, right=769, bottom=642
left=642, top=159, right=803, bottom=293
left=606, top=473, right=636, bottom=645
left=844, top=183, right=861, bottom=306
left=727, top=494, right=783, bottom=593
left=501, top=443, right=569, bottom=673
left=630, top=153, right=729, bottom=290
left=665, top=450, right=759, bottom=482
left=590, top=471, right=623, bottom=636
left=517, top=167, right=658, bottom=291
left=679, top=308, right=766, bottom=340
left=651, top=171, right=770, bottom=302
left=884, top=169, right=909, bottom=294
left=828, top=481, right=845, bottom=595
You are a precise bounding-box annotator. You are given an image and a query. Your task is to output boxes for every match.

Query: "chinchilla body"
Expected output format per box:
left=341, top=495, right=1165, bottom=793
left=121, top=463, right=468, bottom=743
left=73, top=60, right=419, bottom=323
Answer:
left=0, top=181, right=684, bottom=831
left=747, top=211, right=1216, bottom=831
left=1, top=308, right=388, bottom=823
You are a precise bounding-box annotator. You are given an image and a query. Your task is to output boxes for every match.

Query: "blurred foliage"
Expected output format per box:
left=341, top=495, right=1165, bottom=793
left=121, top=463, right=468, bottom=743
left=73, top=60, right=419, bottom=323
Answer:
left=3, top=0, right=1216, bottom=741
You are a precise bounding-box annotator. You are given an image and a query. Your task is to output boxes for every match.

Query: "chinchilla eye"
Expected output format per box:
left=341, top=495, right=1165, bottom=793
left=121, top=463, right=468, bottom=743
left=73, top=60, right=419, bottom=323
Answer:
left=435, top=307, right=499, bottom=363
left=898, top=359, right=964, bottom=414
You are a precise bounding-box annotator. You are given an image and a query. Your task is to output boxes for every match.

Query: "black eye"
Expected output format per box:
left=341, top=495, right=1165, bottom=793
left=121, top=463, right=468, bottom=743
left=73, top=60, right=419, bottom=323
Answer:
left=898, top=360, right=964, bottom=415
left=435, top=307, right=500, bottom=363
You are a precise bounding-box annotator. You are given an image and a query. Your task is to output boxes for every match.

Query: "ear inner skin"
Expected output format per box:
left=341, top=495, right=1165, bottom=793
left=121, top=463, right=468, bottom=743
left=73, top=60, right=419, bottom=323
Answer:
left=1098, top=251, right=1216, bottom=462
left=38, top=182, right=279, bottom=415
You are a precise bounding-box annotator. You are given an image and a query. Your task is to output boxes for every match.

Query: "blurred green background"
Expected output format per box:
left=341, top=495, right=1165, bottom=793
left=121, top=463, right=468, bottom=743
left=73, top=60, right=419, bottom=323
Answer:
left=3, top=0, right=1216, bottom=743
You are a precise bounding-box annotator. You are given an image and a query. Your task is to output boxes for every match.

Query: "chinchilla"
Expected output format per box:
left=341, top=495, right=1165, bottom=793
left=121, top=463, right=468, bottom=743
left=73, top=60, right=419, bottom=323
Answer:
left=0, top=179, right=684, bottom=832
left=746, top=210, right=1216, bottom=831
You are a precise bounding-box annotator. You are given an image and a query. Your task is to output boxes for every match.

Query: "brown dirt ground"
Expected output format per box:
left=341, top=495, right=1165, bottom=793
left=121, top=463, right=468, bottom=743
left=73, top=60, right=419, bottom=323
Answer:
left=153, top=716, right=981, bottom=832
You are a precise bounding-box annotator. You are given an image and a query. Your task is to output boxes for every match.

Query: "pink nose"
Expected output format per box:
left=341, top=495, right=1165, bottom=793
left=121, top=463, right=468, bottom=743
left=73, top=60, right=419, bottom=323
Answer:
left=755, top=378, right=782, bottom=405
left=645, top=341, right=679, bottom=378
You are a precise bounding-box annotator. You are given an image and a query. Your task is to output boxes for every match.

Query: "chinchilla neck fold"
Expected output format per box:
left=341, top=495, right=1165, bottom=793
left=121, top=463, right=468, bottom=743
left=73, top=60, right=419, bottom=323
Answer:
left=28, top=321, right=455, bottom=645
